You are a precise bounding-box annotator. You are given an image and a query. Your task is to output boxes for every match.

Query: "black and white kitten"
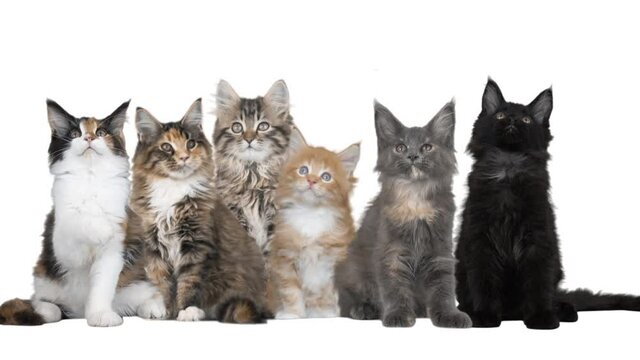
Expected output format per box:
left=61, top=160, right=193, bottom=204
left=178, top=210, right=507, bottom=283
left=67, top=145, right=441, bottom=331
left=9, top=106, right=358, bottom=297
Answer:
left=455, top=79, right=640, bottom=330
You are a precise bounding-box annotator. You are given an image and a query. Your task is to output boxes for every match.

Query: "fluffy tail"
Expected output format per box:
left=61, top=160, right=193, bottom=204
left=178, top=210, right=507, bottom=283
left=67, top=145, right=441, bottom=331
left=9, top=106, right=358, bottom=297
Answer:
left=0, top=298, right=44, bottom=325
left=557, top=288, right=640, bottom=311
left=215, top=296, right=269, bottom=324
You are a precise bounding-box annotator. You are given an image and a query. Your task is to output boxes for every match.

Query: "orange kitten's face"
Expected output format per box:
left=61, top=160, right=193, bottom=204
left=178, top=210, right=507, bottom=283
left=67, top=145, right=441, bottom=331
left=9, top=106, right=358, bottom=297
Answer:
left=279, top=145, right=359, bottom=206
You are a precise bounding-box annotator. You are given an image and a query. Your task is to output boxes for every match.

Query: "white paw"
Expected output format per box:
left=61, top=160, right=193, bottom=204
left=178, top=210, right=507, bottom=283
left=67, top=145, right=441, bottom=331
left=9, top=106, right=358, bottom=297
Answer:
left=306, top=308, right=338, bottom=318
left=136, top=298, right=167, bottom=319
left=177, top=306, right=206, bottom=321
left=275, top=311, right=304, bottom=320
left=86, top=311, right=123, bottom=327
left=33, top=301, right=62, bottom=323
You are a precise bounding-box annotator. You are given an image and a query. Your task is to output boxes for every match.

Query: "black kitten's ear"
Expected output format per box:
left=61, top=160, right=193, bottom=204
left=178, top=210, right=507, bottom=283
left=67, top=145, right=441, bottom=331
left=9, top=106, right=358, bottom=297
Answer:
left=482, top=78, right=505, bottom=115
left=135, top=107, right=163, bottom=144
left=181, top=98, right=203, bottom=131
left=374, top=100, right=404, bottom=144
left=216, top=79, right=241, bottom=114
left=264, top=80, right=290, bottom=117
left=425, top=100, right=456, bottom=149
left=528, top=87, right=553, bottom=125
left=46, top=99, right=75, bottom=136
left=103, top=100, right=130, bottom=133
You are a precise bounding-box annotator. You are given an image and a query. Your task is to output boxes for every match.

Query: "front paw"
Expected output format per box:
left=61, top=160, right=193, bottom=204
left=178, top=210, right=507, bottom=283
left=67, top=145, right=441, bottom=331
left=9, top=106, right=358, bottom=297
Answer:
left=469, top=311, right=502, bottom=328
left=86, top=310, right=123, bottom=327
left=382, top=309, right=416, bottom=328
left=177, top=306, right=206, bottom=322
left=275, top=311, right=303, bottom=320
left=349, top=303, right=380, bottom=320
left=525, top=311, right=559, bottom=330
left=431, top=309, right=472, bottom=328
left=136, top=298, right=167, bottom=320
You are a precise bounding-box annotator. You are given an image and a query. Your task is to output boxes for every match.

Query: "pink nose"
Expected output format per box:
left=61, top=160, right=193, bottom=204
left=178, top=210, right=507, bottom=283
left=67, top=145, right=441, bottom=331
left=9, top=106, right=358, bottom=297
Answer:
left=179, top=156, right=190, bottom=162
left=84, top=134, right=95, bottom=142
left=307, top=178, right=317, bottom=187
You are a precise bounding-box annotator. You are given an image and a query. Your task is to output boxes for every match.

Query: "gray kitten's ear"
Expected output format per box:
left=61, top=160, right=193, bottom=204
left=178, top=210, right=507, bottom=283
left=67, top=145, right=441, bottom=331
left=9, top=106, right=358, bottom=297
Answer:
left=374, top=100, right=403, bottom=144
left=482, top=78, right=505, bottom=115
left=528, top=87, right=553, bottom=125
left=181, top=98, right=203, bottom=130
left=46, top=99, right=75, bottom=136
left=338, top=142, right=361, bottom=175
left=135, top=107, right=163, bottom=144
left=425, top=100, right=456, bottom=149
left=264, top=80, right=290, bottom=116
left=216, top=79, right=241, bottom=114
left=103, top=100, right=130, bottom=133
left=287, top=126, right=308, bottom=157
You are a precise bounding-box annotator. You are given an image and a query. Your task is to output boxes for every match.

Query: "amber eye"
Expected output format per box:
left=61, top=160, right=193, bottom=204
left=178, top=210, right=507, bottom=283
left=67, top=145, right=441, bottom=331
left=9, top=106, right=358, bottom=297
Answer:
left=96, top=128, right=107, bottom=137
left=496, top=112, right=506, bottom=120
left=69, top=130, right=81, bottom=139
left=395, top=144, right=407, bottom=153
left=521, top=116, right=532, bottom=124
left=231, top=122, right=243, bottom=133
left=320, top=172, right=332, bottom=182
left=257, top=122, right=270, bottom=131
left=421, top=144, right=433, bottom=152
left=298, top=165, right=309, bottom=176
left=161, top=143, right=173, bottom=152
left=187, top=139, right=197, bottom=149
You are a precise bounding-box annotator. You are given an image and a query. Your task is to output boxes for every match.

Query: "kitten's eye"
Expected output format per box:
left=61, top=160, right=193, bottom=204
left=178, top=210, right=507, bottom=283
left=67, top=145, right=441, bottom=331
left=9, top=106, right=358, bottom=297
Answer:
left=395, top=144, right=407, bottom=153
left=320, top=172, right=332, bottom=182
left=421, top=144, right=433, bottom=152
left=496, top=112, right=506, bottom=120
left=161, top=143, right=173, bottom=152
left=69, top=130, right=81, bottom=139
left=231, top=122, right=243, bottom=134
left=187, top=139, right=197, bottom=149
left=521, top=116, right=532, bottom=124
left=257, top=122, right=270, bottom=131
left=96, top=128, right=107, bottom=137
left=298, top=166, right=309, bottom=176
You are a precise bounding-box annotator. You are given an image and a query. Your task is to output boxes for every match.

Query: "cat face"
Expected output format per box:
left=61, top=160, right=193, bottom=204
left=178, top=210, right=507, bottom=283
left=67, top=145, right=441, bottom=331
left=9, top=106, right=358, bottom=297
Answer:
left=373, top=101, right=456, bottom=181
left=47, top=100, right=129, bottom=164
left=213, top=80, right=293, bottom=163
left=134, top=99, right=212, bottom=179
left=278, top=129, right=360, bottom=206
left=470, top=78, right=553, bottom=154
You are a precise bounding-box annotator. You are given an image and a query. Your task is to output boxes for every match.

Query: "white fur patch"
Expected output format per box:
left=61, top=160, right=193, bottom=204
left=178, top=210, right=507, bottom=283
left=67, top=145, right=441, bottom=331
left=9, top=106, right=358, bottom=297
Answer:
left=32, top=300, right=62, bottom=323
left=281, top=205, right=338, bottom=240
left=136, top=296, right=167, bottom=319
left=298, top=245, right=338, bottom=295
left=86, top=310, right=123, bottom=327
left=113, top=281, right=161, bottom=317
left=177, top=306, right=206, bottom=321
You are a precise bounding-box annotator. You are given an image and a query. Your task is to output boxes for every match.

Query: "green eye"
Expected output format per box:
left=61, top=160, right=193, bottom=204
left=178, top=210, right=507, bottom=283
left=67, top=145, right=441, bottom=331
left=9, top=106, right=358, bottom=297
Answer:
left=395, top=144, right=407, bottom=153
left=257, top=122, right=270, bottom=131
left=96, top=128, right=107, bottom=137
left=187, top=139, right=197, bottom=149
left=321, top=172, right=332, bottom=182
left=298, top=166, right=309, bottom=175
left=161, top=143, right=173, bottom=152
left=69, top=130, right=81, bottom=139
left=496, top=112, right=506, bottom=120
left=231, top=122, right=243, bottom=133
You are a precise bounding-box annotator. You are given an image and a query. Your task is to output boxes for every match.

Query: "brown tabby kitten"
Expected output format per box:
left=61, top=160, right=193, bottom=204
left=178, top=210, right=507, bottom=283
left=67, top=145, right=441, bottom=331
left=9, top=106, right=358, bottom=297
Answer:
left=213, top=80, right=295, bottom=257
left=268, top=130, right=360, bottom=319
left=117, top=99, right=267, bottom=323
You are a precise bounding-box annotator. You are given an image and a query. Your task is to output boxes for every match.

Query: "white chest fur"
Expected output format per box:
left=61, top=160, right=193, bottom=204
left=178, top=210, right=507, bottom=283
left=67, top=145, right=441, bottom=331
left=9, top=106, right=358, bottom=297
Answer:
left=281, top=204, right=338, bottom=242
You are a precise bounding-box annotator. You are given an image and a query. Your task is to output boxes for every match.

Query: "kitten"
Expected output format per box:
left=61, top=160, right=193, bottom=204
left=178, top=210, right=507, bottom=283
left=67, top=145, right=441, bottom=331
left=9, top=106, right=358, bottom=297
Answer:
left=213, top=80, right=294, bottom=257
left=116, top=99, right=267, bottom=323
left=336, top=101, right=472, bottom=328
left=455, top=79, right=640, bottom=329
left=0, top=100, right=131, bottom=327
left=268, top=130, right=360, bottom=319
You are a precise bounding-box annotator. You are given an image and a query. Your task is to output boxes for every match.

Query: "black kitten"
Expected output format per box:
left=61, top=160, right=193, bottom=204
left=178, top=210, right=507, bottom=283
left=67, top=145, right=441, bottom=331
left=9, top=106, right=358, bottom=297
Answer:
left=455, top=78, right=640, bottom=330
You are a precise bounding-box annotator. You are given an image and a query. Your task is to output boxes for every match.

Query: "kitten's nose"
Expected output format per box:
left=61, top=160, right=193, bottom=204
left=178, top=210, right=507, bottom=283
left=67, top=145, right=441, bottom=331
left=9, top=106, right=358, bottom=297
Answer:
left=244, top=137, right=255, bottom=145
left=84, top=134, right=95, bottom=142
left=179, top=155, right=190, bottom=162
left=307, top=178, right=317, bottom=187
left=407, top=154, right=419, bottom=162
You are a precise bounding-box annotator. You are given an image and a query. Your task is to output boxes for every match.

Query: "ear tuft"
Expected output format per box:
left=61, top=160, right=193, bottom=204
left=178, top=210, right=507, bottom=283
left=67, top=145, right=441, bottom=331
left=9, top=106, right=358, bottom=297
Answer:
left=264, top=80, right=290, bottom=116
left=482, top=77, right=505, bottom=115
left=135, top=107, right=163, bottom=143
left=374, top=100, right=404, bottom=145
left=528, top=87, right=553, bottom=125
left=216, top=79, right=241, bottom=114
left=181, top=98, right=203, bottom=130
left=104, top=99, right=130, bottom=133
left=338, top=142, right=361, bottom=175
left=426, top=100, right=456, bottom=149
left=46, top=99, right=75, bottom=136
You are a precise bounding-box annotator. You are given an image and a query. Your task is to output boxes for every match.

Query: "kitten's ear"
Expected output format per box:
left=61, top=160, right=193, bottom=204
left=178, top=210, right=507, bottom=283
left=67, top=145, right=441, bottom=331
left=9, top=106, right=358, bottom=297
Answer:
left=425, top=100, right=456, bottom=149
left=216, top=79, right=241, bottom=114
left=264, top=80, right=290, bottom=117
left=482, top=78, right=505, bottom=115
left=374, top=100, right=403, bottom=144
left=46, top=99, right=75, bottom=136
left=103, top=100, right=130, bottom=133
left=528, top=87, right=553, bottom=125
left=287, top=126, right=308, bottom=157
left=181, top=98, right=203, bottom=130
left=338, top=143, right=361, bottom=175
left=135, top=107, right=163, bottom=144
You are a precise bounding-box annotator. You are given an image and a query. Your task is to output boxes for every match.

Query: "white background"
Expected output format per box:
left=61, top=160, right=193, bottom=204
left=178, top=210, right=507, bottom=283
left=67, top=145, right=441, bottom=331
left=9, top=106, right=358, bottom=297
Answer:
left=1, top=0, right=639, bottom=358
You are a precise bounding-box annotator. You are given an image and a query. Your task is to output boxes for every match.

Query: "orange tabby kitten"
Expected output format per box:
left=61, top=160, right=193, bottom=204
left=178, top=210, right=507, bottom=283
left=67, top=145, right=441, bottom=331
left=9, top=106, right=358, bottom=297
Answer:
left=269, top=130, right=360, bottom=319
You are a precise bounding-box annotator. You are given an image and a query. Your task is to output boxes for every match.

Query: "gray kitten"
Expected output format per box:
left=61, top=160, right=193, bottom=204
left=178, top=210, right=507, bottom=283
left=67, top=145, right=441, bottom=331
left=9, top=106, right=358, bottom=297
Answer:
left=336, top=100, right=471, bottom=328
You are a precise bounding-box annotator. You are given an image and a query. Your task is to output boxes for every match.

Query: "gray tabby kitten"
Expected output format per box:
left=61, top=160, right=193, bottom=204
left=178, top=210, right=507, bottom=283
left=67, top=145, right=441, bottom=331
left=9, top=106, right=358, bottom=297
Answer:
left=213, top=80, right=294, bottom=256
left=336, top=100, right=472, bottom=328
